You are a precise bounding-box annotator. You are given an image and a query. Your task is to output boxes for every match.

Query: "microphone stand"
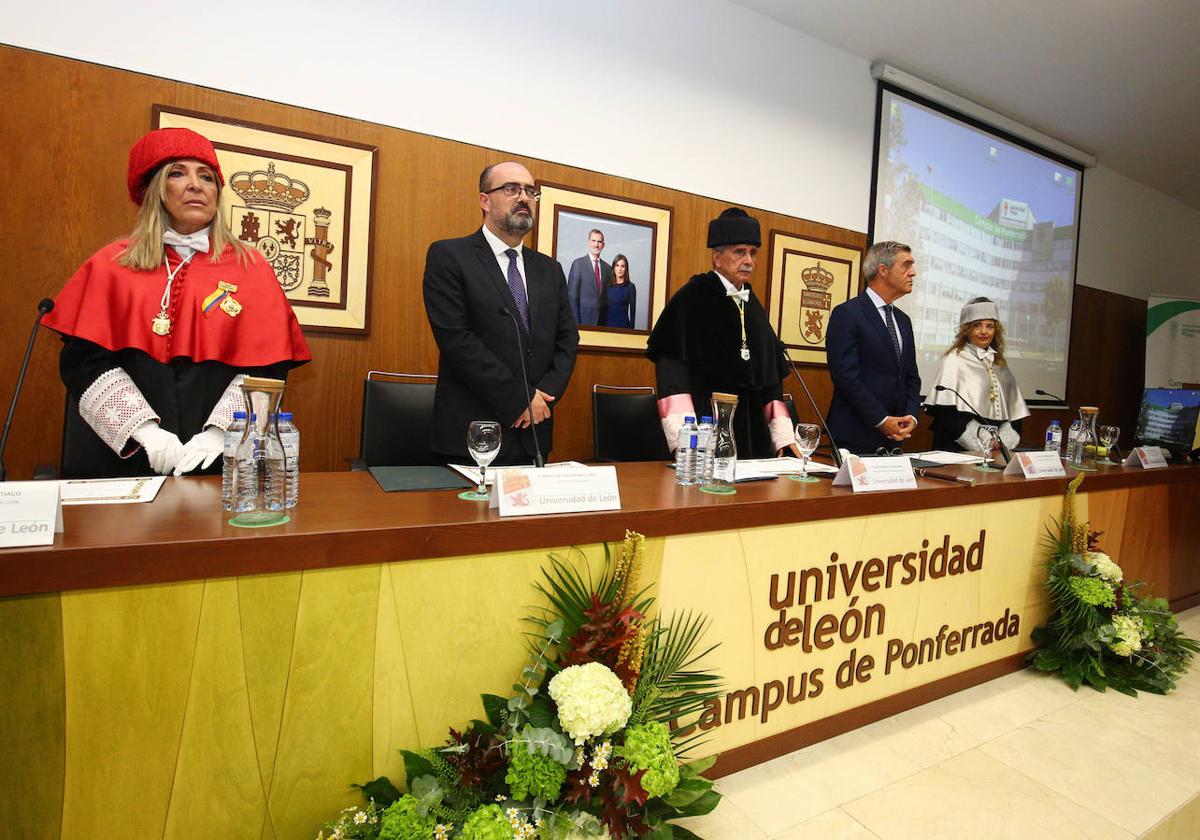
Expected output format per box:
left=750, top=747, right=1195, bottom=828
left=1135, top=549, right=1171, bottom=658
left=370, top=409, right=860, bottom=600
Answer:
left=932, top=384, right=1013, bottom=464
left=1035, top=389, right=1067, bottom=404
left=1, top=299, right=55, bottom=482
left=498, top=306, right=545, bottom=468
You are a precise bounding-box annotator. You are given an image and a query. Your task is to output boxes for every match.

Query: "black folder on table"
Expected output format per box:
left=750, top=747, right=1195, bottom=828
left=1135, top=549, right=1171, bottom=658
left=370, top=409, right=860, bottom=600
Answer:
left=368, top=466, right=472, bottom=492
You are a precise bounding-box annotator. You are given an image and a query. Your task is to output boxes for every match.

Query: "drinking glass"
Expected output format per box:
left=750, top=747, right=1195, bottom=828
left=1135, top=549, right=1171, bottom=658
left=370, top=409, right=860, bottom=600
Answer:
left=789, top=423, right=821, bottom=483
left=459, top=420, right=501, bottom=501
left=1098, top=425, right=1119, bottom=463
left=974, top=424, right=1001, bottom=472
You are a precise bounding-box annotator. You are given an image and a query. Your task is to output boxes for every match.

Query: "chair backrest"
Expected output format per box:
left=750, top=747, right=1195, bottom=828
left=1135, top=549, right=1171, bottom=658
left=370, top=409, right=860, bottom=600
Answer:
left=359, top=371, right=441, bottom=466
left=592, top=384, right=670, bottom=462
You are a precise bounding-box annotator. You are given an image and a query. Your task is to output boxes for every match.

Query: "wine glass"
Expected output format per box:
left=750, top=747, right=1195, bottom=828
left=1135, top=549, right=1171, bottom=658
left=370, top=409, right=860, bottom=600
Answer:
left=789, top=423, right=821, bottom=483
left=974, top=424, right=1001, bottom=472
left=459, top=420, right=501, bottom=501
left=1098, top=425, right=1119, bottom=463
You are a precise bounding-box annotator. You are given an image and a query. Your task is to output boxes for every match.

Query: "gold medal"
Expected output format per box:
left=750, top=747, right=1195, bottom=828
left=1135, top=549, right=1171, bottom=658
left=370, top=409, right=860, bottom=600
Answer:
left=152, top=313, right=172, bottom=335
left=220, top=296, right=243, bottom=318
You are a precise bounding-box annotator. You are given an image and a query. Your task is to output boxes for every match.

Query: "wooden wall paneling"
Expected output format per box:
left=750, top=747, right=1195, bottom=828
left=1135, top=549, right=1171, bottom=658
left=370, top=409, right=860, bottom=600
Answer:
left=1167, top=480, right=1200, bottom=607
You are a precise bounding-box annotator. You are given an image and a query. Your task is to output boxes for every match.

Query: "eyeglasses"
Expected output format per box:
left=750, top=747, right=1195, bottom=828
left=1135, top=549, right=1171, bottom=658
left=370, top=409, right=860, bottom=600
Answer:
left=874, top=447, right=903, bottom=457
left=484, top=183, right=541, bottom=201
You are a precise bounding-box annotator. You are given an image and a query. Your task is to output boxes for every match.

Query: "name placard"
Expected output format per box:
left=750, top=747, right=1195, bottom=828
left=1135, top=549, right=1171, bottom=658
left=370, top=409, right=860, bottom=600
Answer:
left=0, top=481, right=63, bottom=548
left=1003, top=450, right=1067, bottom=479
left=1123, top=446, right=1168, bottom=469
left=832, top=455, right=918, bottom=492
left=491, top=466, right=621, bottom=517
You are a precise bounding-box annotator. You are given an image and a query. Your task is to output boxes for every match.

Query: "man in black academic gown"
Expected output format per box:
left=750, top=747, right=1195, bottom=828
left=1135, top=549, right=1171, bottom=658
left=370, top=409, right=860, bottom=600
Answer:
left=423, top=162, right=579, bottom=465
left=646, top=207, right=800, bottom=458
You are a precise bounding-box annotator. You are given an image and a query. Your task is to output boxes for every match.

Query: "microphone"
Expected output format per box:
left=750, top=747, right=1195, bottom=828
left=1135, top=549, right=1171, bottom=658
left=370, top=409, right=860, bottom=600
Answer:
left=1, top=298, right=55, bottom=482
left=774, top=341, right=843, bottom=469
left=497, top=306, right=545, bottom=468
left=1035, top=389, right=1066, bottom=403
left=933, top=384, right=1013, bottom=463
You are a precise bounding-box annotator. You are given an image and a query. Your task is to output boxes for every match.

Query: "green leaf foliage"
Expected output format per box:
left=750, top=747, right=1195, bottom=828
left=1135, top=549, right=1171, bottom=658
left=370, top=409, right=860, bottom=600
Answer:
left=353, top=776, right=401, bottom=808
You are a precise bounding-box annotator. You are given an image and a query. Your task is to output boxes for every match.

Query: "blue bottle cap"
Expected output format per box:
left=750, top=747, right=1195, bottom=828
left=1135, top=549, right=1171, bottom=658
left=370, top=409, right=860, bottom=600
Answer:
left=280, top=412, right=293, bottom=421
left=684, top=415, right=696, bottom=423
left=701, top=416, right=713, bottom=424
left=233, top=410, right=247, bottom=420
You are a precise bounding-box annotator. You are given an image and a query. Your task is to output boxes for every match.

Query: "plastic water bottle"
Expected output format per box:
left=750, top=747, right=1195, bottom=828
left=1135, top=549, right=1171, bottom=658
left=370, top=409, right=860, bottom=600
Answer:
left=675, top=416, right=698, bottom=485
left=263, top=415, right=287, bottom=512
left=696, top=416, right=714, bottom=484
left=221, top=411, right=247, bottom=511
left=233, top=414, right=259, bottom=513
left=278, top=412, right=300, bottom=508
left=1044, top=419, right=1063, bottom=455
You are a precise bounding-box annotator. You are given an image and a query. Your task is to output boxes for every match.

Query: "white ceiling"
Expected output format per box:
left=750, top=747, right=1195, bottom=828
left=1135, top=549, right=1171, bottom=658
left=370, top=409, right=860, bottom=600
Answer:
left=730, top=0, right=1200, bottom=211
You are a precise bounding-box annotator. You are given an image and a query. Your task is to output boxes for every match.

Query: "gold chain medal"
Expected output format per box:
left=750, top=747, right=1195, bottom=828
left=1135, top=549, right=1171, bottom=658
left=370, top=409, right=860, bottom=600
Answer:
left=151, top=313, right=172, bottom=335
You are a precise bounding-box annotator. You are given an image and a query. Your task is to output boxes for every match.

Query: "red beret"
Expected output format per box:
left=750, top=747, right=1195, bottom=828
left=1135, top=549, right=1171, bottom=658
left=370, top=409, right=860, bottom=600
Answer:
left=127, top=128, right=225, bottom=205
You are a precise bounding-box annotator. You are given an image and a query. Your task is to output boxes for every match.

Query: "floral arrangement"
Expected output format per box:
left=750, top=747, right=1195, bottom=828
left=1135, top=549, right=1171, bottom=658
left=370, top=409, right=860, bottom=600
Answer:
left=318, top=531, right=723, bottom=840
left=1027, top=475, right=1198, bottom=694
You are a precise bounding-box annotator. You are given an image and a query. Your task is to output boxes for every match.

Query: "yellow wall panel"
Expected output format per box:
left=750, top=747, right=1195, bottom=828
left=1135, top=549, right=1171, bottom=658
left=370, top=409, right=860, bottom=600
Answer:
left=60, top=582, right=204, bottom=839
left=0, top=593, right=66, bottom=839
left=163, top=579, right=269, bottom=839
left=372, top=564, right=420, bottom=786
left=236, top=571, right=303, bottom=795
left=265, top=565, right=379, bottom=839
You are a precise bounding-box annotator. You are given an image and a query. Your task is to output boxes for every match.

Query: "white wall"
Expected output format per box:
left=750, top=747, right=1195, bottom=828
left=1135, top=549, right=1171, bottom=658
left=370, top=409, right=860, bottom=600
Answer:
left=1078, top=166, right=1200, bottom=300
left=7, top=0, right=1199, bottom=301
left=1, top=0, right=875, bottom=231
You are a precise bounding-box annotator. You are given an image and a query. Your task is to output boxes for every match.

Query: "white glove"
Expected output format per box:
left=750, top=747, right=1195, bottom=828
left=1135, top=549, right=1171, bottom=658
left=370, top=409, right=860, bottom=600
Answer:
left=174, top=426, right=226, bottom=476
left=131, top=421, right=185, bottom=475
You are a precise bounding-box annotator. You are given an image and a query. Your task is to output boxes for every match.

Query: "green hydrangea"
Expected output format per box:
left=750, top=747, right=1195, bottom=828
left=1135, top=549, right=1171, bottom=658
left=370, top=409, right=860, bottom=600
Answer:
left=1069, top=576, right=1115, bottom=608
left=378, top=795, right=436, bottom=840
left=459, top=804, right=511, bottom=840
left=618, top=721, right=679, bottom=798
left=505, top=739, right=567, bottom=801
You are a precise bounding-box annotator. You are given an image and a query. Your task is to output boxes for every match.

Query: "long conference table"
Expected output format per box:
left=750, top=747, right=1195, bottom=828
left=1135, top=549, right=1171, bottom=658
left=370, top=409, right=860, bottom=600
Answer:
left=2, top=460, right=1198, bottom=839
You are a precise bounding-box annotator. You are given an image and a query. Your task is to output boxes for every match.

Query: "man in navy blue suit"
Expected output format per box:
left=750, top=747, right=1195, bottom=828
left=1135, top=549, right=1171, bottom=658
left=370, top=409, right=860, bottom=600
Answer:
left=826, top=241, right=922, bottom=454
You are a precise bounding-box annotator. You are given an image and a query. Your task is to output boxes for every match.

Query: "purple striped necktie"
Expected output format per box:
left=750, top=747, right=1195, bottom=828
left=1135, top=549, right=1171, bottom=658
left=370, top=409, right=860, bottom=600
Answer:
left=504, top=248, right=530, bottom=330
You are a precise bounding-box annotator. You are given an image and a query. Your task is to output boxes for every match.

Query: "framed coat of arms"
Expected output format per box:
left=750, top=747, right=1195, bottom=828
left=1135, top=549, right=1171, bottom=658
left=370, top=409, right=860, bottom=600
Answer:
left=155, top=106, right=378, bottom=335
left=766, top=231, right=862, bottom=366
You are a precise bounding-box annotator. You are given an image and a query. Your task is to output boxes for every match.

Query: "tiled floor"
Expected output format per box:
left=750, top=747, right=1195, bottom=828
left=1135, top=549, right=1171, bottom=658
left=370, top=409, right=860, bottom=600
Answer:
left=679, top=607, right=1200, bottom=840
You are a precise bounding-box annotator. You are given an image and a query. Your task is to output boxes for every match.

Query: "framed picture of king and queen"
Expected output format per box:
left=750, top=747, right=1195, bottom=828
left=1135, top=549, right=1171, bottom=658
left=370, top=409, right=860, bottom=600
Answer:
left=154, top=106, right=378, bottom=335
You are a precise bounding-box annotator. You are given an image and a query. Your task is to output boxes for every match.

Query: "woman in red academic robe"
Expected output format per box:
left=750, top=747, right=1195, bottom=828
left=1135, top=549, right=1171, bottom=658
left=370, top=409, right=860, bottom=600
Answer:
left=42, top=127, right=311, bottom=478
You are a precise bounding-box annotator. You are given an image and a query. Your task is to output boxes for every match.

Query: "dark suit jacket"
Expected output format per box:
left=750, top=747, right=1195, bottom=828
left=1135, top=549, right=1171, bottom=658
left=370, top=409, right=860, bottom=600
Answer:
left=566, top=254, right=611, bottom=326
left=826, top=290, right=922, bottom=454
left=423, top=230, right=579, bottom=463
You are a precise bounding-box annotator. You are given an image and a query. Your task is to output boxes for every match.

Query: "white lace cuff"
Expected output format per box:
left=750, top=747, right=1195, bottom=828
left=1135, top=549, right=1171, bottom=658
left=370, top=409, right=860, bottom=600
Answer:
left=204, top=374, right=247, bottom=431
left=78, top=368, right=159, bottom=457
left=768, top=416, right=795, bottom=452
left=998, top=421, right=1020, bottom=451
left=662, top=414, right=687, bottom=454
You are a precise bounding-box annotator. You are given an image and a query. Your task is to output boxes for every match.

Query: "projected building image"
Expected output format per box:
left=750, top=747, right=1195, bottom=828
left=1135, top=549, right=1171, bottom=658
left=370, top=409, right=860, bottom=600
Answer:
left=874, top=91, right=1083, bottom=398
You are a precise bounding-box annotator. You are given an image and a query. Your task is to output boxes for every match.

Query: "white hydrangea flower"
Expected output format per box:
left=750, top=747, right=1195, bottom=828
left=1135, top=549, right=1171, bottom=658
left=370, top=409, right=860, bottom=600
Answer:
left=1109, top=613, right=1144, bottom=657
left=548, top=662, right=632, bottom=745
left=1087, top=551, right=1124, bottom=583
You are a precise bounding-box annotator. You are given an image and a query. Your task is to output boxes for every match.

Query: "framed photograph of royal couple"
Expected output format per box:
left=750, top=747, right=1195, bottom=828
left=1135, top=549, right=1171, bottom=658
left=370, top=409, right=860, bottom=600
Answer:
left=534, top=183, right=672, bottom=352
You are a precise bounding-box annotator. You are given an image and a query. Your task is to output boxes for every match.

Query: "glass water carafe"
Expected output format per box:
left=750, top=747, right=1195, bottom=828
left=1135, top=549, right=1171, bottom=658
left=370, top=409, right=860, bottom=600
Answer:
left=229, top=376, right=289, bottom=527
left=1069, top=406, right=1100, bottom=472
left=703, top=392, right=739, bottom=494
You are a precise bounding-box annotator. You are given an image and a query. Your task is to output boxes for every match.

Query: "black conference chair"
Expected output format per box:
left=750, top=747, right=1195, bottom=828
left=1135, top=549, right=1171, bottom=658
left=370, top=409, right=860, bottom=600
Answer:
left=592, top=384, right=671, bottom=463
left=352, top=370, right=440, bottom=469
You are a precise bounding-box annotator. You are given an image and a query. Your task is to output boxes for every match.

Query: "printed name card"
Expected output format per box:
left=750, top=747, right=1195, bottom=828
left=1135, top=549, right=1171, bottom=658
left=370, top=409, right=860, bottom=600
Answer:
left=1123, top=446, right=1168, bottom=469
left=832, top=455, right=918, bottom=492
left=491, top=466, right=621, bottom=517
left=1003, top=450, right=1067, bottom=478
left=0, top=481, right=63, bottom=548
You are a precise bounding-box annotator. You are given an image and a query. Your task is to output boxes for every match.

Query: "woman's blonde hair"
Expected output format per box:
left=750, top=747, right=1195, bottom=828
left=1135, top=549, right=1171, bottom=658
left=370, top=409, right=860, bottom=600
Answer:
left=945, top=297, right=1007, bottom=365
left=117, top=163, right=252, bottom=271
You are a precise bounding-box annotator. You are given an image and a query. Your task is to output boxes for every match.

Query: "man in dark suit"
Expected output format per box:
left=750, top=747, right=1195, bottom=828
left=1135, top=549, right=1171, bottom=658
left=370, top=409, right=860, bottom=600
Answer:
left=423, top=161, right=579, bottom=465
left=826, top=241, right=922, bottom=454
left=566, top=229, right=610, bottom=326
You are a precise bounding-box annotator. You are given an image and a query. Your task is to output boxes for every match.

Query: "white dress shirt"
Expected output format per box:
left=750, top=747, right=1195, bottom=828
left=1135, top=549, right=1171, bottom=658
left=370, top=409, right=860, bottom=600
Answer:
left=481, top=225, right=527, bottom=293
left=864, top=285, right=902, bottom=354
